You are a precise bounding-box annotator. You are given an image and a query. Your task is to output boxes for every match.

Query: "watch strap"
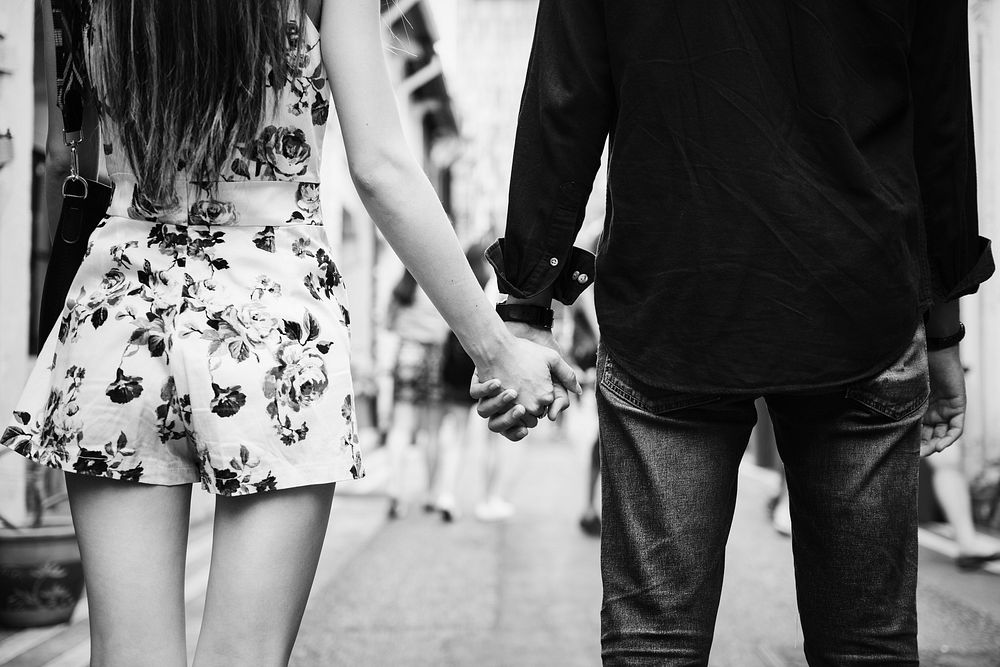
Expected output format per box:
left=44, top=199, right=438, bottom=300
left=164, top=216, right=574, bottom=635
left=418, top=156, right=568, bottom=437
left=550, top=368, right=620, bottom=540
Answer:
left=927, top=322, right=965, bottom=351
left=495, top=303, right=554, bottom=330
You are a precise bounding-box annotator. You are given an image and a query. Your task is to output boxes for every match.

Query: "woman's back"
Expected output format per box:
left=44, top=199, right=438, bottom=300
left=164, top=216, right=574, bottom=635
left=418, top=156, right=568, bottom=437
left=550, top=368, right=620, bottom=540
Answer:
left=93, top=4, right=329, bottom=226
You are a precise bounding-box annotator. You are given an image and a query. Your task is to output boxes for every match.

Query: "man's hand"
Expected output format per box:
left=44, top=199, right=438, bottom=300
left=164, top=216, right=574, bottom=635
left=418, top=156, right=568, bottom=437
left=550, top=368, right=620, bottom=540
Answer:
left=473, top=333, right=580, bottom=428
left=502, top=322, right=577, bottom=419
left=471, top=322, right=581, bottom=441
left=921, top=345, right=966, bottom=456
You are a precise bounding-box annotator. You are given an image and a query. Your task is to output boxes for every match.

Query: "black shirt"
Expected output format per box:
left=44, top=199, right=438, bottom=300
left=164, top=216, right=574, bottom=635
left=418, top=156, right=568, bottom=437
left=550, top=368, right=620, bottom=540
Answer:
left=488, top=0, right=994, bottom=392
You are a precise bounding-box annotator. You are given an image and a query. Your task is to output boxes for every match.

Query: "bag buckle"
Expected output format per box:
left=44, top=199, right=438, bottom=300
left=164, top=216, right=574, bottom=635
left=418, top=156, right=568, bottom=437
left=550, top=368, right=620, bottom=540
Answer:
left=62, top=173, right=89, bottom=199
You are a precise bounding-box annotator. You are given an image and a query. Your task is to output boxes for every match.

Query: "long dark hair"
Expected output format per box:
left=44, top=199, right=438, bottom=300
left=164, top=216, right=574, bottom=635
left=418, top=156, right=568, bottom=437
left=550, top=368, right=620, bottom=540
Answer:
left=87, top=0, right=304, bottom=206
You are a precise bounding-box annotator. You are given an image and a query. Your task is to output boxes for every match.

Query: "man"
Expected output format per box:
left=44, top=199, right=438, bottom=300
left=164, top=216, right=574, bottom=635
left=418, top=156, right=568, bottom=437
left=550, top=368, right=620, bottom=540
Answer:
left=475, top=0, right=994, bottom=664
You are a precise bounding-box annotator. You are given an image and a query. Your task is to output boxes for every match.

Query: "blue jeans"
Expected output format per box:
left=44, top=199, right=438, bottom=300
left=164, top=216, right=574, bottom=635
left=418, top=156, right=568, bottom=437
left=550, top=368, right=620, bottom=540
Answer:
left=597, top=326, right=928, bottom=666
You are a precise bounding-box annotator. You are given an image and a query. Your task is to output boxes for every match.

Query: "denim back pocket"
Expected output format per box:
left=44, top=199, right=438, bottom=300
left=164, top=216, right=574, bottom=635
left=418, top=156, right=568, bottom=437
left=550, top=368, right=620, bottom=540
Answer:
left=599, top=348, right=719, bottom=415
left=844, top=325, right=929, bottom=422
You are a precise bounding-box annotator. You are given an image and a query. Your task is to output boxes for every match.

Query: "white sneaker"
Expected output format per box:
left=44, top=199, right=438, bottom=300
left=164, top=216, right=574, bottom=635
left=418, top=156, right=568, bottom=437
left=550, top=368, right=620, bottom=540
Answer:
left=435, top=495, right=459, bottom=523
left=474, top=498, right=515, bottom=522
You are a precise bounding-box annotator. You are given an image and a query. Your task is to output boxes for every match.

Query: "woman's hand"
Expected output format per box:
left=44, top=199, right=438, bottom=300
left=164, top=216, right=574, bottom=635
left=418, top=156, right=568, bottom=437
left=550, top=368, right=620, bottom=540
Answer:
left=469, top=378, right=530, bottom=441
left=471, top=338, right=580, bottom=441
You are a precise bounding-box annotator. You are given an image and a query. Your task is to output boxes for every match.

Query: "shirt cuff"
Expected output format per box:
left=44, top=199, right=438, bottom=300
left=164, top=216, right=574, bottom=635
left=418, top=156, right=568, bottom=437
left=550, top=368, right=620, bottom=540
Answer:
left=937, top=236, right=995, bottom=302
left=485, top=238, right=596, bottom=305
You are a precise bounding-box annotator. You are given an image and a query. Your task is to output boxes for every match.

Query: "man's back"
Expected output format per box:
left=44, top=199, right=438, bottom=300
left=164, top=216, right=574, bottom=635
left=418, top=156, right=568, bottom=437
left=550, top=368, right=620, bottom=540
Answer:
left=495, top=0, right=992, bottom=391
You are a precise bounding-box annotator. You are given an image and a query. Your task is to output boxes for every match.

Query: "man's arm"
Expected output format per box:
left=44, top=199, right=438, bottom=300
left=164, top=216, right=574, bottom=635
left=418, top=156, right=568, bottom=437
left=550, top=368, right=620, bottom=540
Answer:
left=910, top=0, right=993, bottom=303
left=478, top=0, right=614, bottom=435
left=910, top=0, right=994, bottom=455
left=487, top=0, right=614, bottom=308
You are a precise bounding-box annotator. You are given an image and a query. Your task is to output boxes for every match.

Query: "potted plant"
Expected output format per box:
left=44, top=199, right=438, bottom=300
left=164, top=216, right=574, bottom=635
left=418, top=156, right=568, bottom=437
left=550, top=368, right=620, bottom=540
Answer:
left=0, top=458, right=84, bottom=628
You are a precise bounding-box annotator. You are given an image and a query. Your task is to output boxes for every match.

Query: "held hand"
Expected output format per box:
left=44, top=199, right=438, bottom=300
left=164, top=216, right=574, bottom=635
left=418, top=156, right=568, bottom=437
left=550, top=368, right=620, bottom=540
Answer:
left=470, top=376, right=531, bottom=441
left=499, top=322, right=580, bottom=419
left=921, top=346, right=966, bottom=457
left=475, top=335, right=578, bottom=422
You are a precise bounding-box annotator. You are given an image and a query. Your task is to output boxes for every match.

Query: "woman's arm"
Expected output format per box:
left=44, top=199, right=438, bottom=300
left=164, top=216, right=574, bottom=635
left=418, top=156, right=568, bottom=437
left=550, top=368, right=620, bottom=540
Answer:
left=40, top=0, right=100, bottom=241
left=319, top=0, right=579, bottom=419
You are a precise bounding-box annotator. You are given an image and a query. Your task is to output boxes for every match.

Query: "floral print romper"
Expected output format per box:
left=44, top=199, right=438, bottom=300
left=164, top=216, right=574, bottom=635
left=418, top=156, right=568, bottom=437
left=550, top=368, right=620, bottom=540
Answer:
left=1, top=15, right=364, bottom=496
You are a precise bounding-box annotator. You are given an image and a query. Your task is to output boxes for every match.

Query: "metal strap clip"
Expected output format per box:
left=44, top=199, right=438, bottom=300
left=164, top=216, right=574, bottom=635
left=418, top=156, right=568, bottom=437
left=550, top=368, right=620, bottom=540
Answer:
left=61, top=136, right=88, bottom=199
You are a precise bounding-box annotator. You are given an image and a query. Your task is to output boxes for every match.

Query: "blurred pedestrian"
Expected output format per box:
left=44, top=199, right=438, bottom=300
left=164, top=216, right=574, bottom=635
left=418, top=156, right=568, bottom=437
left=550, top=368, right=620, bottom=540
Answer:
left=383, top=269, right=449, bottom=518
left=569, top=290, right=601, bottom=537
left=928, top=440, right=1000, bottom=570
left=1, top=1, right=577, bottom=664
left=433, top=243, right=518, bottom=522
left=475, top=0, right=993, bottom=663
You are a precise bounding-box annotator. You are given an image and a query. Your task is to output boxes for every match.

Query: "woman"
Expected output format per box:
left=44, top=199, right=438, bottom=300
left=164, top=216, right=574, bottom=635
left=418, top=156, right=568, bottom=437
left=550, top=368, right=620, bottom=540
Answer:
left=383, top=269, right=449, bottom=519
left=1, top=1, right=577, bottom=664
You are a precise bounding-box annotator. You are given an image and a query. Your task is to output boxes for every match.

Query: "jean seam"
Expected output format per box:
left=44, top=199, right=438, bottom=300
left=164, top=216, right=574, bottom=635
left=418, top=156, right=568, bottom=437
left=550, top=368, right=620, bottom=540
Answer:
left=844, top=391, right=929, bottom=422
left=601, top=355, right=720, bottom=415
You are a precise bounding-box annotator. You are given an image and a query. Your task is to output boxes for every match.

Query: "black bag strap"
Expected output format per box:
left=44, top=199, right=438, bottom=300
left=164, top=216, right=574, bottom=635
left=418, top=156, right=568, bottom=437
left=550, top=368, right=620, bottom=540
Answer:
left=51, top=0, right=94, bottom=198
left=52, top=0, right=92, bottom=138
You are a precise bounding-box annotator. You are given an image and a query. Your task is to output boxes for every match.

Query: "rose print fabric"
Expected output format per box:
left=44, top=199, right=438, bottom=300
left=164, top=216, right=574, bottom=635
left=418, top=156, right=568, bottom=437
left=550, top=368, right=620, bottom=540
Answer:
left=1, top=14, right=364, bottom=495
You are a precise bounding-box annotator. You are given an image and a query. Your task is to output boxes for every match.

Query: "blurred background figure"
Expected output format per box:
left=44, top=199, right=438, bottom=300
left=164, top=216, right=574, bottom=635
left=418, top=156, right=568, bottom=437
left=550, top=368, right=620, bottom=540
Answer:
left=433, top=242, right=519, bottom=522
left=567, top=290, right=601, bottom=537
left=383, top=269, right=450, bottom=519
left=928, top=440, right=1000, bottom=570
left=768, top=471, right=792, bottom=538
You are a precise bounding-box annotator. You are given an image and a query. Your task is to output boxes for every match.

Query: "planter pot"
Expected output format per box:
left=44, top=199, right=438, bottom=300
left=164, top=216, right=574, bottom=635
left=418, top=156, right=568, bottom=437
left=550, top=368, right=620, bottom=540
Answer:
left=0, top=519, right=85, bottom=628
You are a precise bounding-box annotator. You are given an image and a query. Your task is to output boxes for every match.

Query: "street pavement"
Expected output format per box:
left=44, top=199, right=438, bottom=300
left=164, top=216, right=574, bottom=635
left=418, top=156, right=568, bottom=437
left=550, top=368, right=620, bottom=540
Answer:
left=2, top=418, right=999, bottom=666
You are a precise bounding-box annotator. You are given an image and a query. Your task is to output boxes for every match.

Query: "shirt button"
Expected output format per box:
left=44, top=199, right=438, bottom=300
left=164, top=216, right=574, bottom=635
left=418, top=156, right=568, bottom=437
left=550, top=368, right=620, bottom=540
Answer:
left=571, top=270, right=581, bottom=280
left=577, top=273, right=589, bottom=284
left=549, top=257, right=559, bottom=267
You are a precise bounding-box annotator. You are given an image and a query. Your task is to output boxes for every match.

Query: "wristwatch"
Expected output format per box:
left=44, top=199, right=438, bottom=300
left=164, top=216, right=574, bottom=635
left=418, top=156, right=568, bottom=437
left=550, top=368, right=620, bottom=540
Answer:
left=927, top=322, right=965, bottom=352
left=495, top=303, right=554, bottom=330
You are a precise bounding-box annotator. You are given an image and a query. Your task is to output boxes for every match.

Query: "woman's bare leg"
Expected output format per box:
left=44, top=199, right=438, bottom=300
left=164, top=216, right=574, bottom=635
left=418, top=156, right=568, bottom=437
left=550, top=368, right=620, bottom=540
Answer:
left=65, top=474, right=192, bottom=667
left=193, top=483, right=335, bottom=667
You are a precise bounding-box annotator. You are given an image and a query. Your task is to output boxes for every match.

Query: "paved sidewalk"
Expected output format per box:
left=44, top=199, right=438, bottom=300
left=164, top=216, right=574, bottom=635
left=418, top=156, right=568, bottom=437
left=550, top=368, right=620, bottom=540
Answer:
left=292, top=430, right=603, bottom=667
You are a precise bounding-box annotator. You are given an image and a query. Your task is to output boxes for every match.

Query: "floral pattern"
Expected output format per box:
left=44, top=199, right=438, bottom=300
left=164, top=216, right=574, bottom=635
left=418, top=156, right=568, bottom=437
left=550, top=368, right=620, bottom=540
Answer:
left=2, top=13, right=363, bottom=495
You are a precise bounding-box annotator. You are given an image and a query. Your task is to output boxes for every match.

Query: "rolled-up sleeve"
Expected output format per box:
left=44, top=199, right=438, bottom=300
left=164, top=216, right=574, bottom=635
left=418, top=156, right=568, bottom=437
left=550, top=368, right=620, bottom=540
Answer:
left=910, top=0, right=994, bottom=303
left=488, top=0, right=614, bottom=305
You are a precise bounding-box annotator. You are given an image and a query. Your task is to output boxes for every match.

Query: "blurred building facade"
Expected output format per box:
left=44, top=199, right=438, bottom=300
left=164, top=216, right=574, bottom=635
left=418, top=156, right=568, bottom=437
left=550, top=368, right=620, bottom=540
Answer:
left=0, top=0, right=458, bottom=524
left=448, top=0, right=538, bottom=241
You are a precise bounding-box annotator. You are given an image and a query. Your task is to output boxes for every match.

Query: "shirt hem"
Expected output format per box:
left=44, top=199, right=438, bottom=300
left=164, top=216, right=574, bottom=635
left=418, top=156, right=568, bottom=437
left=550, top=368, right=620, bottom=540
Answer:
left=601, top=317, right=923, bottom=395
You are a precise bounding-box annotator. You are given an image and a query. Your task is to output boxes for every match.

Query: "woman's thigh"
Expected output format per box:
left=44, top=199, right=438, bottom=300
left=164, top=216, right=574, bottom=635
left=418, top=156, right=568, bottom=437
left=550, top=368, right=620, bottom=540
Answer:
left=66, top=474, right=192, bottom=667
left=194, top=482, right=336, bottom=667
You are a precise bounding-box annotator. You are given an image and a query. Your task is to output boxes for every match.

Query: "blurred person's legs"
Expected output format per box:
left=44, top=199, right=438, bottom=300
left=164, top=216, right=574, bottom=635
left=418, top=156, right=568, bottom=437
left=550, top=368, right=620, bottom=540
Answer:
left=767, top=328, right=927, bottom=666
left=433, top=402, right=474, bottom=521
left=768, top=467, right=791, bottom=537
left=580, top=437, right=601, bottom=536
left=385, top=339, right=443, bottom=517
left=194, top=483, right=335, bottom=667
left=474, top=429, right=518, bottom=522
left=66, top=474, right=193, bottom=667
left=418, top=401, right=445, bottom=511
left=597, top=348, right=757, bottom=664
left=385, top=399, right=419, bottom=518
left=928, top=439, right=1000, bottom=569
